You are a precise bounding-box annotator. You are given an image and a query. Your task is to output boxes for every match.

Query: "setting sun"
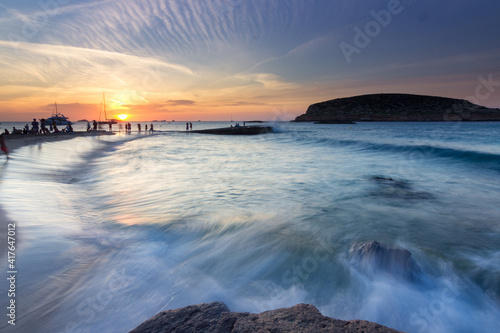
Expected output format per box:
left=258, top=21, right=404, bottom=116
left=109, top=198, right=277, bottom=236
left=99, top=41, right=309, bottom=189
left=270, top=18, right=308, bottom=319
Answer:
left=117, top=114, right=129, bottom=120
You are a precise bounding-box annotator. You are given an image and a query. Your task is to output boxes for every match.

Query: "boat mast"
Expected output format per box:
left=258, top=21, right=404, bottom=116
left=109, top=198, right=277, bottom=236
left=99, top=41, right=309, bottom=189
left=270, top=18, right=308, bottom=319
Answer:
left=103, top=91, right=107, bottom=120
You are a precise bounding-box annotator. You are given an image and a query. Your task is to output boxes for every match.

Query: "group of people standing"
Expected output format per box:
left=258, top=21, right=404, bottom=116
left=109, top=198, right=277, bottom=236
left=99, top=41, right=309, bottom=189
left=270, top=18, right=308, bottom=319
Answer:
left=5, top=118, right=73, bottom=136
left=119, top=122, right=154, bottom=133
left=186, top=122, right=193, bottom=131
left=86, top=121, right=154, bottom=133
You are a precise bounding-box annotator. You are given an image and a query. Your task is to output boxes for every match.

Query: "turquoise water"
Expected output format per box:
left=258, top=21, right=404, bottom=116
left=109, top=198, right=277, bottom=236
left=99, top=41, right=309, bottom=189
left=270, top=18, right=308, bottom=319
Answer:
left=1, top=121, right=500, bottom=332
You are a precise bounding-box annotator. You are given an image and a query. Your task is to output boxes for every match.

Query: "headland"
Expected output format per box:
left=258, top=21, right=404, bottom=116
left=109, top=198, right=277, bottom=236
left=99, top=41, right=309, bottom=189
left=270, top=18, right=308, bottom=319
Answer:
left=294, top=93, right=500, bottom=122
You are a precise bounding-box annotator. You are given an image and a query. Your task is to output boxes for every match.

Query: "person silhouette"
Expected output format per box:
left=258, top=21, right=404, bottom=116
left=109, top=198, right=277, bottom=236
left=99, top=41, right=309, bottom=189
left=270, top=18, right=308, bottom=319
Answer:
left=0, top=133, right=9, bottom=158
left=32, top=118, right=39, bottom=133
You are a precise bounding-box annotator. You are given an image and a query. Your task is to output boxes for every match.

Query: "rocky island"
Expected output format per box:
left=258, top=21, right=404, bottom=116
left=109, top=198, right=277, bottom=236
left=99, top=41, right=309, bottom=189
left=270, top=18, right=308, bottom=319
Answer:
left=294, top=93, right=500, bottom=122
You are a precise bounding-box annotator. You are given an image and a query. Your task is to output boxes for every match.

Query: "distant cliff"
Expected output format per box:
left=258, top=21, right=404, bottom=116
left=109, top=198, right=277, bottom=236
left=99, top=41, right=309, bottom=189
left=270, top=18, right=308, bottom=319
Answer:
left=294, top=93, right=500, bottom=122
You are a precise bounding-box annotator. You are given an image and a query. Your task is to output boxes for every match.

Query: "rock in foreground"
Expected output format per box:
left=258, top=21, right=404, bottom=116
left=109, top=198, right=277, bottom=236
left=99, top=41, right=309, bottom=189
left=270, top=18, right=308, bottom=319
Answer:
left=130, top=302, right=403, bottom=333
left=294, top=93, right=500, bottom=122
left=351, top=241, right=422, bottom=282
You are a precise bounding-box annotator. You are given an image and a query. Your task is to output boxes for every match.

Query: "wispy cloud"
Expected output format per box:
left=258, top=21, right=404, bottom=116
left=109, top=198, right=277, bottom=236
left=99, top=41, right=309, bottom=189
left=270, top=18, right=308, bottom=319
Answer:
left=0, top=40, right=195, bottom=99
left=225, top=101, right=268, bottom=106
left=165, top=99, right=196, bottom=106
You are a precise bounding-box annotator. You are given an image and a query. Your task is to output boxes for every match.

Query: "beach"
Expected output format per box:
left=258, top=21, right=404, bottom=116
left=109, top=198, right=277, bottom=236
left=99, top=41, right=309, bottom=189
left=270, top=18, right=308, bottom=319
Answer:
left=2, top=131, right=114, bottom=154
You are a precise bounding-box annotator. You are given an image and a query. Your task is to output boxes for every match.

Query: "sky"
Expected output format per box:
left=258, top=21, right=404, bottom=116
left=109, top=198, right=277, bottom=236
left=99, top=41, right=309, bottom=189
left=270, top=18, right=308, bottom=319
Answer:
left=0, top=0, right=499, bottom=121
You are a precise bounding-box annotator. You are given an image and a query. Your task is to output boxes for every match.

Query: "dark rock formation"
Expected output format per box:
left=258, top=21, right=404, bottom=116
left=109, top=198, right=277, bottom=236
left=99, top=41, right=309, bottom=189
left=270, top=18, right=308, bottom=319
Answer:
left=294, top=93, right=500, bottom=122
left=130, top=302, right=228, bottom=333
left=314, top=120, right=356, bottom=124
left=130, top=302, right=403, bottom=333
left=370, top=177, right=434, bottom=200
left=351, top=241, right=422, bottom=282
left=191, top=126, right=272, bottom=135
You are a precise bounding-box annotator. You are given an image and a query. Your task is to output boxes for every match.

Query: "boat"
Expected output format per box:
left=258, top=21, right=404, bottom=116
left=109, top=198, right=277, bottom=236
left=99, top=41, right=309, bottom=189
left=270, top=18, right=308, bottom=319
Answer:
left=45, top=102, right=72, bottom=125
left=98, top=119, right=119, bottom=125
left=98, top=92, right=120, bottom=125
left=191, top=125, right=273, bottom=135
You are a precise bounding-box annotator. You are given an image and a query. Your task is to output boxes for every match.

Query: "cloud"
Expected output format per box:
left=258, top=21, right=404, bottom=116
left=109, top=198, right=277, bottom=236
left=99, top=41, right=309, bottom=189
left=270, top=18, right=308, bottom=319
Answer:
left=0, top=40, right=196, bottom=103
left=165, top=99, right=196, bottom=106
left=232, top=73, right=299, bottom=91
left=225, top=101, right=268, bottom=106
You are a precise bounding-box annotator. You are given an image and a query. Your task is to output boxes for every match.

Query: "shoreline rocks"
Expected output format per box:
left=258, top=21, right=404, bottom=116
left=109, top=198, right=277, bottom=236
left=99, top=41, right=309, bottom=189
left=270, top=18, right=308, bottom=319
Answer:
left=294, top=93, right=500, bottom=122
left=130, top=302, right=403, bottom=333
left=350, top=241, right=422, bottom=282
left=191, top=126, right=272, bottom=135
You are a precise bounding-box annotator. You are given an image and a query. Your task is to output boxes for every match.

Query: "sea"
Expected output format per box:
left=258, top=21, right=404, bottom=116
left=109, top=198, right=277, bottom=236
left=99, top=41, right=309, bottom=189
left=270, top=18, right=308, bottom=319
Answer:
left=0, top=121, right=500, bottom=333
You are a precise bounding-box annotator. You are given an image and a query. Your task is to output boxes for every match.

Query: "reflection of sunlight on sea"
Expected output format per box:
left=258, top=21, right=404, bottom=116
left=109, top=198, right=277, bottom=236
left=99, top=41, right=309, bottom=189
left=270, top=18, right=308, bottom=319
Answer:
left=82, top=131, right=308, bottom=227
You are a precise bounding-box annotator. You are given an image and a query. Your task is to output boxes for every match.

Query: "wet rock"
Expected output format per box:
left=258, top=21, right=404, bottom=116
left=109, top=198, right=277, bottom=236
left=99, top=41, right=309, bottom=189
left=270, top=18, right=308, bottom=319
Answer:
left=130, top=302, right=229, bottom=333
left=191, top=126, right=272, bottom=135
left=370, top=177, right=434, bottom=200
left=351, top=241, right=422, bottom=282
left=130, top=302, right=403, bottom=333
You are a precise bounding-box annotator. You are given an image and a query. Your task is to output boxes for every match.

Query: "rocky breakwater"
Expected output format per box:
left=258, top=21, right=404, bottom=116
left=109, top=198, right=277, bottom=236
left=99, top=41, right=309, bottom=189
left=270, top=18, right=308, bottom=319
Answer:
left=129, top=301, right=402, bottom=333
left=294, top=93, right=500, bottom=122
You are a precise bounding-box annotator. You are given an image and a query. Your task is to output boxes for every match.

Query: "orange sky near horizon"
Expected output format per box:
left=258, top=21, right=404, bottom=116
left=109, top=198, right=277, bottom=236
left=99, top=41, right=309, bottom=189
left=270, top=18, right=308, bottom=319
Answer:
left=0, top=89, right=311, bottom=122
left=2, top=76, right=498, bottom=123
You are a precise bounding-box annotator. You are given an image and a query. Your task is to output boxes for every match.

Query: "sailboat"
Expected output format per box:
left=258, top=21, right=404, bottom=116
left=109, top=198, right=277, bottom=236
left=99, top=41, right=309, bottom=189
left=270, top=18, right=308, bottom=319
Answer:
left=45, top=102, right=72, bottom=125
left=98, top=92, right=119, bottom=125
